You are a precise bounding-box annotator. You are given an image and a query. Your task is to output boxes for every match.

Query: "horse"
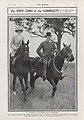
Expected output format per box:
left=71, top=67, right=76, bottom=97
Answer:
left=10, top=40, right=31, bottom=95
left=30, top=43, right=74, bottom=98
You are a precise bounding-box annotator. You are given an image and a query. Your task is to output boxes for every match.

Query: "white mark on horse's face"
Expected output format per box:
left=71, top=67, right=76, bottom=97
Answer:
left=25, top=45, right=28, bottom=48
left=34, top=72, right=36, bottom=76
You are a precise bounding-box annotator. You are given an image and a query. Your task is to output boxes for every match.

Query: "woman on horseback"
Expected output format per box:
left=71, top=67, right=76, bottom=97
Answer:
left=10, top=26, right=24, bottom=65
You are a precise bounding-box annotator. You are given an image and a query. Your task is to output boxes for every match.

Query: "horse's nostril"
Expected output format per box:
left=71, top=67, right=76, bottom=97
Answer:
left=70, top=57, right=74, bottom=62
left=72, top=58, right=74, bottom=61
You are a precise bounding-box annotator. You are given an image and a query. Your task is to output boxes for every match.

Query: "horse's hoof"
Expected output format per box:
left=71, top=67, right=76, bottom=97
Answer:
left=51, top=94, right=54, bottom=99
left=31, top=88, right=34, bottom=93
left=31, top=87, right=34, bottom=90
left=48, top=95, right=51, bottom=98
left=13, top=91, right=16, bottom=95
left=51, top=96, right=54, bottom=99
left=25, top=87, right=28, bottom=91
left=48, top=94, right=54, bottom=99
left=21, top=90, right=24, bottom=94
left=24, top=98, right=26, bottom=103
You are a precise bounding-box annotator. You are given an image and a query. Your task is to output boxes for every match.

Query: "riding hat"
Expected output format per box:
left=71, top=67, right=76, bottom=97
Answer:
left=15, top=26, right=23, bottom=32
left=45, top=32, right=52, bottom=37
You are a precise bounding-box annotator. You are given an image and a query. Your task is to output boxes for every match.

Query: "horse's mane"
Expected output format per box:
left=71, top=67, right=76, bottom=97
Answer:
left=15, top=44, right=22, bottom=57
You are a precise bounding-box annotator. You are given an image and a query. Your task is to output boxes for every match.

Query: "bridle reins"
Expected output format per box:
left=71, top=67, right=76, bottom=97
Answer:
left=53, top=47, right=72, bottom=74
left=53, top=56, right=62, bottom=73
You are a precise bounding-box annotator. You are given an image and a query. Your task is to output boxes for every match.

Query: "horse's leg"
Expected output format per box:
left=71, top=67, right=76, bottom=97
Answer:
left=19, top=76, right=26, bottom=102
left=48, top=77, right=57, bottom=98
left=13, top=75, right=17, bottom=95
left=30, top=71, right=35, bottom=89
left=30, top=71, right=39, bottom=89
left=24, top=75, right=28, bottom=92
left=54, top=78, right=59, bottom=86
left=18, top=76, right=24, bottom=93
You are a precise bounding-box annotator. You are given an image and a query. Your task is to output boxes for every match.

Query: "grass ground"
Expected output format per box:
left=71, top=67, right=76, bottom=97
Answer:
left=9, top=63, right=77, bottom=111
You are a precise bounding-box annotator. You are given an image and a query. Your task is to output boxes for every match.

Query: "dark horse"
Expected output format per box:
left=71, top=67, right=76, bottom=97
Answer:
left=30, top=43, right=74, bottom=98
left=10, top=40, right=31, bottom=95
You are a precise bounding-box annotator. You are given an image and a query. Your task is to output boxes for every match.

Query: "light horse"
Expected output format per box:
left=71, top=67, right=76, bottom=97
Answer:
left=30, top=43, right=74, bottom=98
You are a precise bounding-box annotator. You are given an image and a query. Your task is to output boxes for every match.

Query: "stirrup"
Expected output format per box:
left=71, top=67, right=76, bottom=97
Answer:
left=42, top=74, right=47, bottom=81
left=60, top=75, right=67, bottom=80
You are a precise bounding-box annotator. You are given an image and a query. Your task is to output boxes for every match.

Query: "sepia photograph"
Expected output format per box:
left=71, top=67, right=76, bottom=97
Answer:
left=8, top=16, right=77, bottom=111
left=0, top=0, right=84, bottom=119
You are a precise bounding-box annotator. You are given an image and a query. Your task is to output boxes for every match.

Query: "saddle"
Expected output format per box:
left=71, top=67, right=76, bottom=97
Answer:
left=10, top=55, right=20, bottom=65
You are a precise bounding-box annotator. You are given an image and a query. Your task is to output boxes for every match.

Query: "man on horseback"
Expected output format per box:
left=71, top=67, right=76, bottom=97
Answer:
left=10, top=26, right=24, bottom=65
left=36, top=32, right=57, bottom=80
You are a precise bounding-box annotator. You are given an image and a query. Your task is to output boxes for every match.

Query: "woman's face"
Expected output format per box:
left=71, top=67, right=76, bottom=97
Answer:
left=17, top=30, right=22, bottom=34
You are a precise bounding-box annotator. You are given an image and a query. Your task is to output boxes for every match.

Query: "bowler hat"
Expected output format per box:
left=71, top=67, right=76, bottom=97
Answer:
left=45, top=32, right=52, bottom=37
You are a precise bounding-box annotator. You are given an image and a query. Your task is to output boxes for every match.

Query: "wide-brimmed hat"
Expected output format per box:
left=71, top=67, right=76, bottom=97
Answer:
left=15, top=26, right=23, bottom=32
left=45, top=32, right=52, bottom=37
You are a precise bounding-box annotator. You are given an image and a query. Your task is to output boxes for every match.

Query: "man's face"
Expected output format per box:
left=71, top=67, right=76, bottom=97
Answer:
left=46, top=36, right=51, bottom=41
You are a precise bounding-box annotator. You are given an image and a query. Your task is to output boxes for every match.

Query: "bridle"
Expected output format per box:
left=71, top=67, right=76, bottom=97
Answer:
left=20, top=44, right=29, bottom=61
left=63, top=47, right=72, bottom=61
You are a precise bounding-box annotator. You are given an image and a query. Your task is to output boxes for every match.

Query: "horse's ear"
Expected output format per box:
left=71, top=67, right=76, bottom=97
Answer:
left=63, top=43, right=66, bottom=47
left=22, top=40, right=24, bottom=45
left=27, top=40, right=29, bottom=45
left=69, top=44, right=71, bottom=48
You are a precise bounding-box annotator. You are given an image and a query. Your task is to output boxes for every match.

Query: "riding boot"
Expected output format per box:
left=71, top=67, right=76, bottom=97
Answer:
left=42, top=68, right=47, bottom=81
left=42, top=58, right=47, bottom=81
left=12, top=57, right=17, bottom=65
left=60, top=74, right=67, bottom=80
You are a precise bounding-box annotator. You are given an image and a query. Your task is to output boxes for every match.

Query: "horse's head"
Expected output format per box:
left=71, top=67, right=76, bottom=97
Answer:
left=20, top=40, right=30, bottom=61
left=61, top=43, right=74, bottom=62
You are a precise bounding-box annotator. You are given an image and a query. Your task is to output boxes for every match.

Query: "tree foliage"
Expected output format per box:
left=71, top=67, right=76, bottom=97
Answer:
left=10, top=17, right=76, bottom=50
